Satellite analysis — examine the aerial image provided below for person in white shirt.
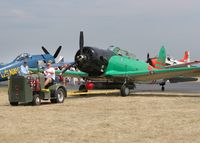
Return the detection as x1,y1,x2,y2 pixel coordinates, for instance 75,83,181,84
20,61,30,75
44,60,55,87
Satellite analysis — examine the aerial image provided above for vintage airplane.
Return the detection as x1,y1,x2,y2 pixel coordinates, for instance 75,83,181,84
147,47,200,68
0,46,62,82
54,31,200,96
166,51,190,66
85,47,200,91
146,47,200,90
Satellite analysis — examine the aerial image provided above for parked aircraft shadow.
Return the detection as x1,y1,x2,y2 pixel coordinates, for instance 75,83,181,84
132,93,200,98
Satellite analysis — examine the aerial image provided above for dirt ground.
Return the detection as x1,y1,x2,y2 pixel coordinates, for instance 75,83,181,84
1,86,200,143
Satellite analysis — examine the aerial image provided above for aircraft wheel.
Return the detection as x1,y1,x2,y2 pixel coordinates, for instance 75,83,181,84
10,102,18,106
32,94,41,106
161,86,165,91
79,84,88,92
120,85,130,97
55,88,65,103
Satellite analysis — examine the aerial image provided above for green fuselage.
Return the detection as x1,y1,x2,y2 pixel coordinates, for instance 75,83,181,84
105,55,150,73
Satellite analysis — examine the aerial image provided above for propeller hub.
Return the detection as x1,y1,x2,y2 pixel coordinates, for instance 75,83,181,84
76,55,87,62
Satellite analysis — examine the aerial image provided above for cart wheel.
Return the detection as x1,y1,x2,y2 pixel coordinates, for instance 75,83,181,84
10,102,18,106
120,85,130,97
32,94,41,106
55,88,65,103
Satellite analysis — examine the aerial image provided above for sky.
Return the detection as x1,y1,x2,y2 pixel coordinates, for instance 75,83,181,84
0,0,200,63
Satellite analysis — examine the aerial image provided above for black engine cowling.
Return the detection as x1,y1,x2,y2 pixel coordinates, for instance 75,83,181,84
75,46,114,76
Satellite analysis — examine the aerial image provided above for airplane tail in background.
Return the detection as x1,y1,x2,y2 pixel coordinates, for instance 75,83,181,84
147,46,166,69
179,51,190,62
154,46,166,69
158,46,166,64
56,56,64,63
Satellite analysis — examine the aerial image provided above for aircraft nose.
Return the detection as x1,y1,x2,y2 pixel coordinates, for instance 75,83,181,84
76,55,87,63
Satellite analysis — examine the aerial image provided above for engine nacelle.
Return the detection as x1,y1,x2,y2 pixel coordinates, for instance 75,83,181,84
75,47,114,76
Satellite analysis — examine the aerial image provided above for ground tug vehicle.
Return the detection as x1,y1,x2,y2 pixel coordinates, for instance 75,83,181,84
8,73,66,106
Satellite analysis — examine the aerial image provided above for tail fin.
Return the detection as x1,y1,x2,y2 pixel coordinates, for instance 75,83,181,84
150,46,166,69
179,51,190,62
156,46,166,68
56,56,64,63
158,46,166,63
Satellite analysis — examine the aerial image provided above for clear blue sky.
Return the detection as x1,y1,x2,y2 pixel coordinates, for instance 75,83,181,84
0,0,200,63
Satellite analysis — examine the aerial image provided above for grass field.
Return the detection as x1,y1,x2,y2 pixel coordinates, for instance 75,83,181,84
1,86,200,143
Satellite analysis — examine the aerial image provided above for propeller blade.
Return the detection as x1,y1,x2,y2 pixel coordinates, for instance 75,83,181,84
147,53,150,60
146,53,149,63
42,46,50,54
61,62,76,75
54,46,62,58
79,31,84,54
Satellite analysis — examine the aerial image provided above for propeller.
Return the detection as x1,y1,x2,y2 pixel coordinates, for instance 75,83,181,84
146,53,152,66
61,31,84,75
146,53,150,63
61,62,76,75
53,46,62,58
42,46,62,58
42,46,50,55
79,31,84,55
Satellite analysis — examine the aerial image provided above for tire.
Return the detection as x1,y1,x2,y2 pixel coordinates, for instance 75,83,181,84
32,94,41,106
120,85,130,97
10,102,18,106
55,88,65,103
79,84,88,96
50,99,57,103
79,84,88,92
161,86,165,92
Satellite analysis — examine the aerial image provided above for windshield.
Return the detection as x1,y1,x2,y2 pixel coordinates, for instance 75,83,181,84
13,53,30,62
108,45,136,59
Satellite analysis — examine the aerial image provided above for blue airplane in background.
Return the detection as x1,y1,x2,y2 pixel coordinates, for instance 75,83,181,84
0,46,62,82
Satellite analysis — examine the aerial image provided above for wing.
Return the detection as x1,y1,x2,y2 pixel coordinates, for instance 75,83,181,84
29,68,88,78
55,70,88,78
51,63,68,68
168,77,198,83
165,60,200,68
104,66,200,82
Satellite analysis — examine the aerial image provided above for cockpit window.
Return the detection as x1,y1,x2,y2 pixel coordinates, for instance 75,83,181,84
108,45,136,59
13,53,30,62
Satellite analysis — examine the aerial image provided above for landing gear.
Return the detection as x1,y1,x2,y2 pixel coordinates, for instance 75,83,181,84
160,82,166,92
79,84,88,96
120,84,130,97
161,86,165,91
79,84,88,92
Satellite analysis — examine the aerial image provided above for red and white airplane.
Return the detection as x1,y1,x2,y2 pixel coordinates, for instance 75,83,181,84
145,47,200,91
147,47,200,69
165,51,200,68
